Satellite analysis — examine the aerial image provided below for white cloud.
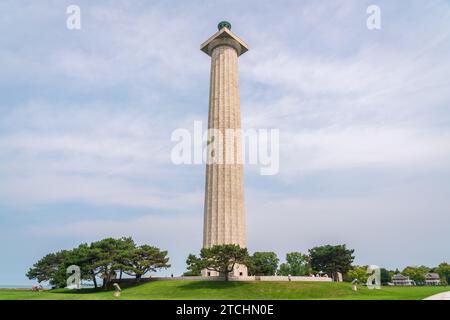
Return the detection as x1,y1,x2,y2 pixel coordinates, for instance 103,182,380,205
246,183,450,268
279,126,450,178
1,173,202,210
0,101,203,209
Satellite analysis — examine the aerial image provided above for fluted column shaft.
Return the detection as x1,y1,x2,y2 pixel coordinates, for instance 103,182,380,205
203,43,246,249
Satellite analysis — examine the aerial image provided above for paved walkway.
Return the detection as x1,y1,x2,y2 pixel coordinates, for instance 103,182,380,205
424,291,450,300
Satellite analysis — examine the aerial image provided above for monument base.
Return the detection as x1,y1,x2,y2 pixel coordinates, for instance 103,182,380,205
202,264,248,277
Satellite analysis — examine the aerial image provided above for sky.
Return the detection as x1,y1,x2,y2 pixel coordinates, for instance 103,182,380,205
1,0,450,285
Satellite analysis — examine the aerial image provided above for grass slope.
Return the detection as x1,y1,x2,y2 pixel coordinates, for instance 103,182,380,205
0,281,449,300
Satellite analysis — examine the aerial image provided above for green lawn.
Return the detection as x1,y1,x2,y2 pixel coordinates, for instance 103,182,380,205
0,281,448,300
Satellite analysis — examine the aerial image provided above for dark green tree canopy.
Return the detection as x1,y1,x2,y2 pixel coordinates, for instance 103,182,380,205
121,245,170,280
184,254,203,276
248,252,279,276
434,262,450,284
186,244,249,281
27,237,170,289
26,250,69,288
309,244,355,280
278,252,311,276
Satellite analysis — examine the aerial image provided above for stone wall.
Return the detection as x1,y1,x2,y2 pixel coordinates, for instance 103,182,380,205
256,276,332,282
113,276,333,284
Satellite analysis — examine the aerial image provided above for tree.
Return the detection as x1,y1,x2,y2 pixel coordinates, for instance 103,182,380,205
27,246,100,289
187,244,249,281
278,252,310,276
121,245,170,281
248,252,279,276
184,254,203,276
434,262,450,285
309,244,355,280
66,243,101,288
26,237,171,290
402,266,430,283
345,266,392,284
346,265,369,283
26,250,69,288
380,268,393,284
89,237,136,288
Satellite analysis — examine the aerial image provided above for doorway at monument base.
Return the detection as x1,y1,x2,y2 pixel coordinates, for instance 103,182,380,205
201,264,248,278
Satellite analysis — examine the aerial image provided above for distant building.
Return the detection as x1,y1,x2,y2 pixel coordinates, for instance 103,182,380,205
392,274,415,286
425,273,441,286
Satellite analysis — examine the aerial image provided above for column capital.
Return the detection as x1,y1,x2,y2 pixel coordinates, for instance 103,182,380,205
201,27,249,57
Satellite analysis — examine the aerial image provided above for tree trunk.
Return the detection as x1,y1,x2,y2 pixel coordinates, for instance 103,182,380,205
92,273,98,289
102,272,108,289
225,264,235,281
102,266,110,289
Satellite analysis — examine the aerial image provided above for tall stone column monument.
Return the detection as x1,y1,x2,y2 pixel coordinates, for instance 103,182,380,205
200,22,249,277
